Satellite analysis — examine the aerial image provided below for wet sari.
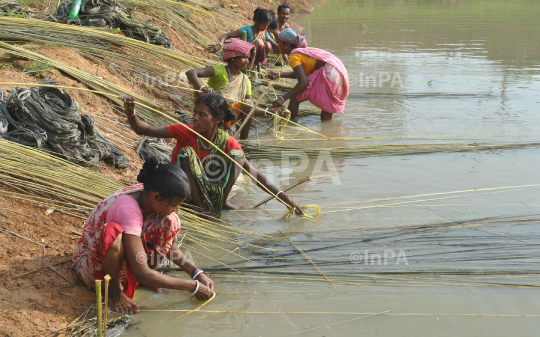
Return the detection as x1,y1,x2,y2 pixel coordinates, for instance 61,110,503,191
177,129,244,218
292,47,350,114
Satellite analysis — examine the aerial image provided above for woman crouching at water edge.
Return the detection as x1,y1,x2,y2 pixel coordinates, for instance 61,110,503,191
73,157,214,314
123,93,304,218
268,28,350,122
186,38,286,139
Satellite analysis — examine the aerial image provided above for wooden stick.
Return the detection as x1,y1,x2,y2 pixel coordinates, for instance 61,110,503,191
31,255,89,297
282,309,395,335
14,259,71,278
103,275,111,337
253,176,312,208
1,227,46,257
0,206,82,235
233,83,272,139
279,231,336,289
95,280,103,337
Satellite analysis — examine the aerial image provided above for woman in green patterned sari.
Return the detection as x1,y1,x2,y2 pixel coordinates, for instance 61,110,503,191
123,93,303,218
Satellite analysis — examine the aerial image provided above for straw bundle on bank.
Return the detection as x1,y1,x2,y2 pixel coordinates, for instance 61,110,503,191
0,16,208,67
0,138,279,261
0,40,178,126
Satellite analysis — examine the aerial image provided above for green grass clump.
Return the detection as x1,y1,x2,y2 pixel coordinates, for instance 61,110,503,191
1,9,28,17
23,61,51,77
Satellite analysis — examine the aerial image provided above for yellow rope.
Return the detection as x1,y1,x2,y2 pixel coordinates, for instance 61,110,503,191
139,308,540,317
175,292,216,320
322,185,540,214
273,108,290,140
322,183,540,208
204,278,540,289
279,230,336,289
282,204,321,220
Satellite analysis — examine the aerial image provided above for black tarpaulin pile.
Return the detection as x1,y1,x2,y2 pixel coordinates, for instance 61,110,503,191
0,78,129,168
46,0,173,49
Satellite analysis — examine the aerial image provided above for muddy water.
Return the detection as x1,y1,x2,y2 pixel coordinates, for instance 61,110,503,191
123,1,540,336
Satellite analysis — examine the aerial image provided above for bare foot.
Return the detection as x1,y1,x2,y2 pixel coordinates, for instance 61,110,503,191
109,290,140,314
223,201,242,210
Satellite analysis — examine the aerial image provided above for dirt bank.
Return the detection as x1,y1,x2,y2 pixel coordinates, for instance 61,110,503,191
0,0,313,335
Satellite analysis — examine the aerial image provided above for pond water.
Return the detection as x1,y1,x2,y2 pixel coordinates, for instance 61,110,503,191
122,1,540,336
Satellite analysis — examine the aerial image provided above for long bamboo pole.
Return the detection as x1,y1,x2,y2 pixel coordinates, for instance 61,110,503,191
95,280,103,337
103,275,110,337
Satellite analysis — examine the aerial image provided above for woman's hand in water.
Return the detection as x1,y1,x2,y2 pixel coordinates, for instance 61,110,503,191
207,43,223,53
193,281,214,301
280,194,304,216
272,107,290,118
272,97,285,109
267,71,280,80
197,273,214,292
121,95,135,117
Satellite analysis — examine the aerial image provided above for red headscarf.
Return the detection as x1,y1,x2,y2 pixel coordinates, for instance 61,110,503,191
223,38,254,60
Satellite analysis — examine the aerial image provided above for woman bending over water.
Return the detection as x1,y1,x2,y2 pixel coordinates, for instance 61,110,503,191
123,93,304,218
268,28,350,122
187,38,287,139
73,157,214,314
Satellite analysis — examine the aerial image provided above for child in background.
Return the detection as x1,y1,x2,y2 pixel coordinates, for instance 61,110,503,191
208,7,278,69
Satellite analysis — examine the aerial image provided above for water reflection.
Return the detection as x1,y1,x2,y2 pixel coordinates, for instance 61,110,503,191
294,0,540,142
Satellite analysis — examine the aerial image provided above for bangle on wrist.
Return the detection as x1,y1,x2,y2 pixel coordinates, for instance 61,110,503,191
191,267,200,278
126,109,135,118
199,85,206,92
190,280,200,295
276,190,284,197
192,269,204,280
277,72,281,79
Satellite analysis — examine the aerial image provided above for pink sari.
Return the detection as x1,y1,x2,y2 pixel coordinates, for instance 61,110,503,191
72,184,181,299
292,48,349,114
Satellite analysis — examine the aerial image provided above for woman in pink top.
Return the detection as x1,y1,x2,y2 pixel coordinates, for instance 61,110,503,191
73,157,214,314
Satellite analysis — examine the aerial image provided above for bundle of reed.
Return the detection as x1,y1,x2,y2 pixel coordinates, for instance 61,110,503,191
0,17,209,67
142,0,216,49
0,138,280,261
242,141,540,161
0,40,177,126
0,15,221,119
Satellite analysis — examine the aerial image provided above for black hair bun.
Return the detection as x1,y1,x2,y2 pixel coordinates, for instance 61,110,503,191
224,108,237,123
137,156,160,183
253,7,272,23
